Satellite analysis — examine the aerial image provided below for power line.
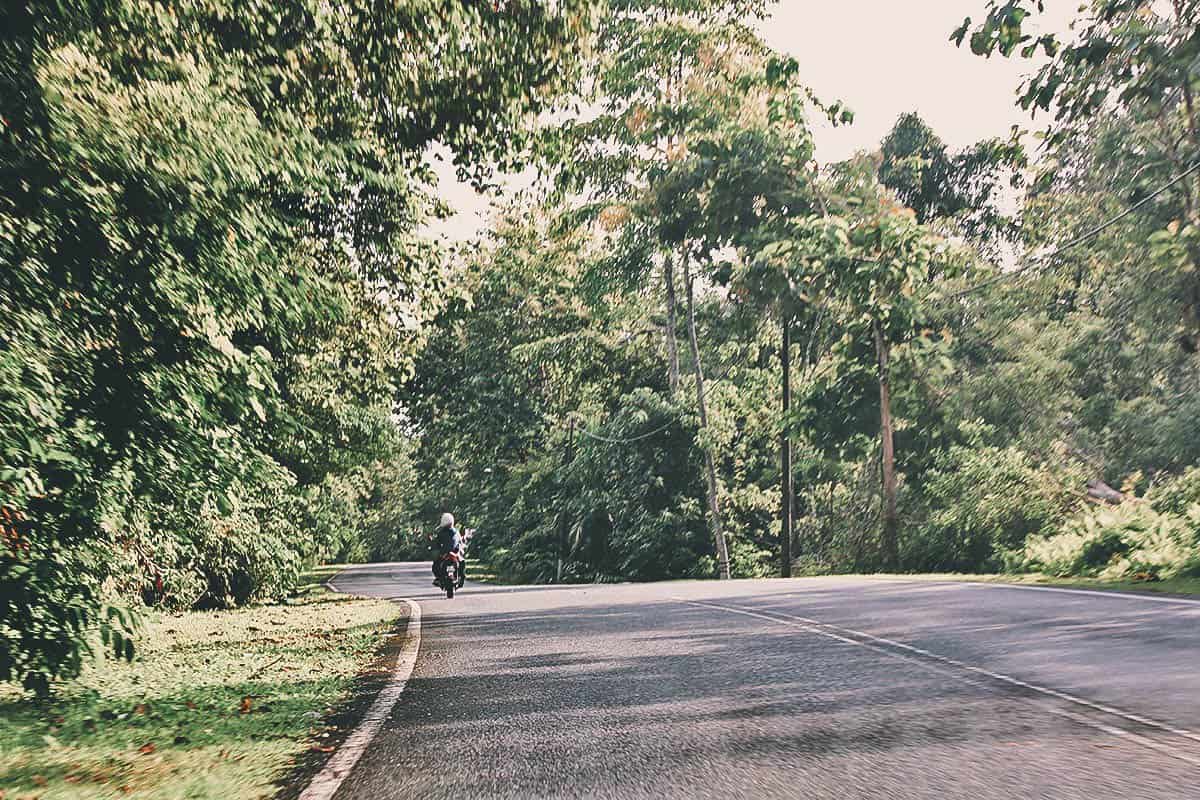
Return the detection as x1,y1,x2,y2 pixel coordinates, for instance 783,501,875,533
949,160,1200,299
542,411,677,445
573,418,677,444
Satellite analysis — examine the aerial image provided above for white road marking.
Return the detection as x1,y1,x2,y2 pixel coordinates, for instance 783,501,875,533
959,581,1200,607
299,597,422,800
1039,705,1200,768
681,598,1200,766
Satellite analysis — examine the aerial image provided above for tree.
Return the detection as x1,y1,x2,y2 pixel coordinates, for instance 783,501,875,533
955,0,1200,346
0,0,596,692
549,0,792,578
878,112,1024,251
751,161,959,570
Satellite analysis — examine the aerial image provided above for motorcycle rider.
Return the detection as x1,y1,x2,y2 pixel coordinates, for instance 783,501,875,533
432,512,463,587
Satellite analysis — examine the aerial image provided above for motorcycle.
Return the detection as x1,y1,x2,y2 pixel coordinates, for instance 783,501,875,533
437,551,462,599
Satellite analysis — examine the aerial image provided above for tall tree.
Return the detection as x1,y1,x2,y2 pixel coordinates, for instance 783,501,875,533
550,0,777,577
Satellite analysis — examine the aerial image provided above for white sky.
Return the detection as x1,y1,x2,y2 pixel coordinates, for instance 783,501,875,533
762,0,1077,162
428,0,1079,240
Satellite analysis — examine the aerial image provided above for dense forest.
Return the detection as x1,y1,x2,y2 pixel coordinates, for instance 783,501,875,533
4,0,1200,693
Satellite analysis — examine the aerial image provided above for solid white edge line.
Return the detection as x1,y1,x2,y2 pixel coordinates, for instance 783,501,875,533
680,598,1200,765
298,598,422,800
960,581,1200,607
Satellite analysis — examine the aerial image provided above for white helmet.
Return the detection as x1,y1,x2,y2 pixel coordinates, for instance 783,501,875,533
440,512,455,528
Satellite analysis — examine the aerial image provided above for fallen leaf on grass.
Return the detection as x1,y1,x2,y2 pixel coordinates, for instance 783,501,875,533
134,704,148,715
239,696,254,714
139,743,156,755
186,701,197,710
33,775,47,786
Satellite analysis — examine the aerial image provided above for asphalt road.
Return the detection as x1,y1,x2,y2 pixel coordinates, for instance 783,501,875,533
330,564,1200,799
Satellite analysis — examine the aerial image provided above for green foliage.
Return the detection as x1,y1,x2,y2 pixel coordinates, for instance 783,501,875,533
1149,468,1200,518
1022,503,1200,580
907,435,1084,572
0,588,397,798
392,208,731,582
1,0,596,692
878,112,1024,251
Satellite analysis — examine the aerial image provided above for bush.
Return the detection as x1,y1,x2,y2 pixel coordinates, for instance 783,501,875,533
794,454,882,573
1022,503,1200,580
905,441,1083,572
1148,467,1200,517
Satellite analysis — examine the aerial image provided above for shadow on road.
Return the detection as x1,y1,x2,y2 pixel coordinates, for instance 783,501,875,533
339,589,1140,799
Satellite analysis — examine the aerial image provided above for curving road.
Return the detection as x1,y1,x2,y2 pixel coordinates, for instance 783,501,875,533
328,564,1200,799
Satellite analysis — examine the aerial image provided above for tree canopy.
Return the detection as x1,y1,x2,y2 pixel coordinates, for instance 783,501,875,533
5,0,1200,694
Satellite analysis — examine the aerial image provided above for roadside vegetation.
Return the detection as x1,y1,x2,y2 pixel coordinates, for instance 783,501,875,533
0,582,398,799
393,0,1200,592
3,0,1200,699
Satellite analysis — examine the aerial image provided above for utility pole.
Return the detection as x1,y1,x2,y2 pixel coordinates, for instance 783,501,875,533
780,314,793,578
556,418,576,583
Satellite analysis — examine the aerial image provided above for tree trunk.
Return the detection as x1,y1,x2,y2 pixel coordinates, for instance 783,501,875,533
683,251,730,580
1086,479,1125,505
780,314,793,578
663,253,681,396
556,419,576,583
873,320,899,571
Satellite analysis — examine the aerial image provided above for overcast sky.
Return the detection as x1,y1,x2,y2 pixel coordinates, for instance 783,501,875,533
428,0,1079,240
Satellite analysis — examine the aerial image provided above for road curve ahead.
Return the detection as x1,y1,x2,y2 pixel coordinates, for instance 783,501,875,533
329,564,1200,799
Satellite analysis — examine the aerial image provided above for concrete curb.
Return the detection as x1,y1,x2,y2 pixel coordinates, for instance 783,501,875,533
298,595,422,800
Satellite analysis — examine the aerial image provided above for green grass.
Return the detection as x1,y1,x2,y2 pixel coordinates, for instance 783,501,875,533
0,573,399,799
294,564,343,594
463,559,502,584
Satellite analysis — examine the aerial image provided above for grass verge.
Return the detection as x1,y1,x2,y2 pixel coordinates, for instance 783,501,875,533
461,559,501,585
0,572,399,800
